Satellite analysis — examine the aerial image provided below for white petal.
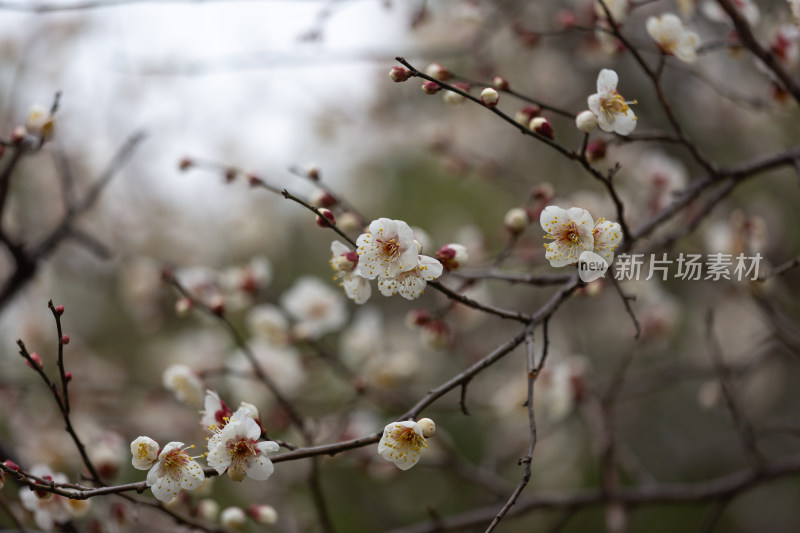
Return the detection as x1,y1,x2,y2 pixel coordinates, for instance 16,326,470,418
343,274,372,304
613,108,637,135
417,255,443,280
179,460,205,491
539,205,569,233
245,455,275,481
331,240,349,256
596,69,618,94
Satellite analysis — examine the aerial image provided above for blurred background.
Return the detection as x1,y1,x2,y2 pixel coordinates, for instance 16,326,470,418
1,0,800,531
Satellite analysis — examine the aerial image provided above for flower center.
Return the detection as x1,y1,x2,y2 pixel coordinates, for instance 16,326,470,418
378,238,400,260
601,92,631,116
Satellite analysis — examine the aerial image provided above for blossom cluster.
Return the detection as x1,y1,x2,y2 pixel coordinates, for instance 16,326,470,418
540,206,622,268
330,218,448,303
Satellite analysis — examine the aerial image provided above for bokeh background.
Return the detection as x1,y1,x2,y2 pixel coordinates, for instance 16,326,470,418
1,0,800,531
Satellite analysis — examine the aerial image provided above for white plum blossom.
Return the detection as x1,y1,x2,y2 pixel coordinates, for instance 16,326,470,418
145,441,205,502
207,407,280,482
18,465,73,530
377,255,443,300
281,276,347,340
330,240,372,304
200,390,232,431
377,420,430,470
162,364,204,407
646,14,700,63
588,69,637,135
356,218,419,279
540,206,595,267
592,219,623,264
246,304,290,346
130,436,160,470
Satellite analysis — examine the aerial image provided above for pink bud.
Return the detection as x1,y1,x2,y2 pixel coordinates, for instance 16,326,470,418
27,352,43,368
209,295,225,316
557,9,576,29
243,172,262,187
65,371,73,382
307,165,320,181
4,460,21,472
389,66,411,83
55,305,65,316
421,81,441,95
315,208,335,227
586,140,607,162
492,76,509,91
60,335,70,345
311,190,338,208
405,309,431,329
529,117,554,140
10,126,26,144
178,157,193,171
480,87,499,107
514,106,541,127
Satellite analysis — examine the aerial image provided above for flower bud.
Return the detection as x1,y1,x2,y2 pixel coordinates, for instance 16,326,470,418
4,460,21,472
315,208,336,227
424,62,450,81
220,506,247,531
480,87,499,107
178,157,193,171
65,371,73,382
529,117,554,139
514,105,541,127
306,165,320,181
492,76,509,91
60,335,70,345
504,207,529,233
418,418,436,438
238,401,260,421
209,295,226,316
310,189,338,208
405,309,431,329
224,168,237,183
557,9,577,28
196,499,220,522
575,110,598,133
249,504,278,525
11,126,26,144
389,66,411,82
55,304,65,315
443,82,469,105
338,211,361,233
435,243,469,271
175,297,193,316
420,320,452,350
586,140,607,162
27,352,43,368
421,81,441,95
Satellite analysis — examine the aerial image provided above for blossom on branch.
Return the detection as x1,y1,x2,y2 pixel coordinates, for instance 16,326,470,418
330,240,372,304
357,218,419,279
18,465,74,530
207,407,280,482
145,441,204,502
646,13,700,63
587,69,637,135
540,206,595,267
377,419,434,470
592,218,623,264
130,436,160,470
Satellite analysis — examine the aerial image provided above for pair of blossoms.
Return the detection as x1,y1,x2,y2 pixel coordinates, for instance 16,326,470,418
330,218,467,304
577,13,699,136
540,206,622,270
